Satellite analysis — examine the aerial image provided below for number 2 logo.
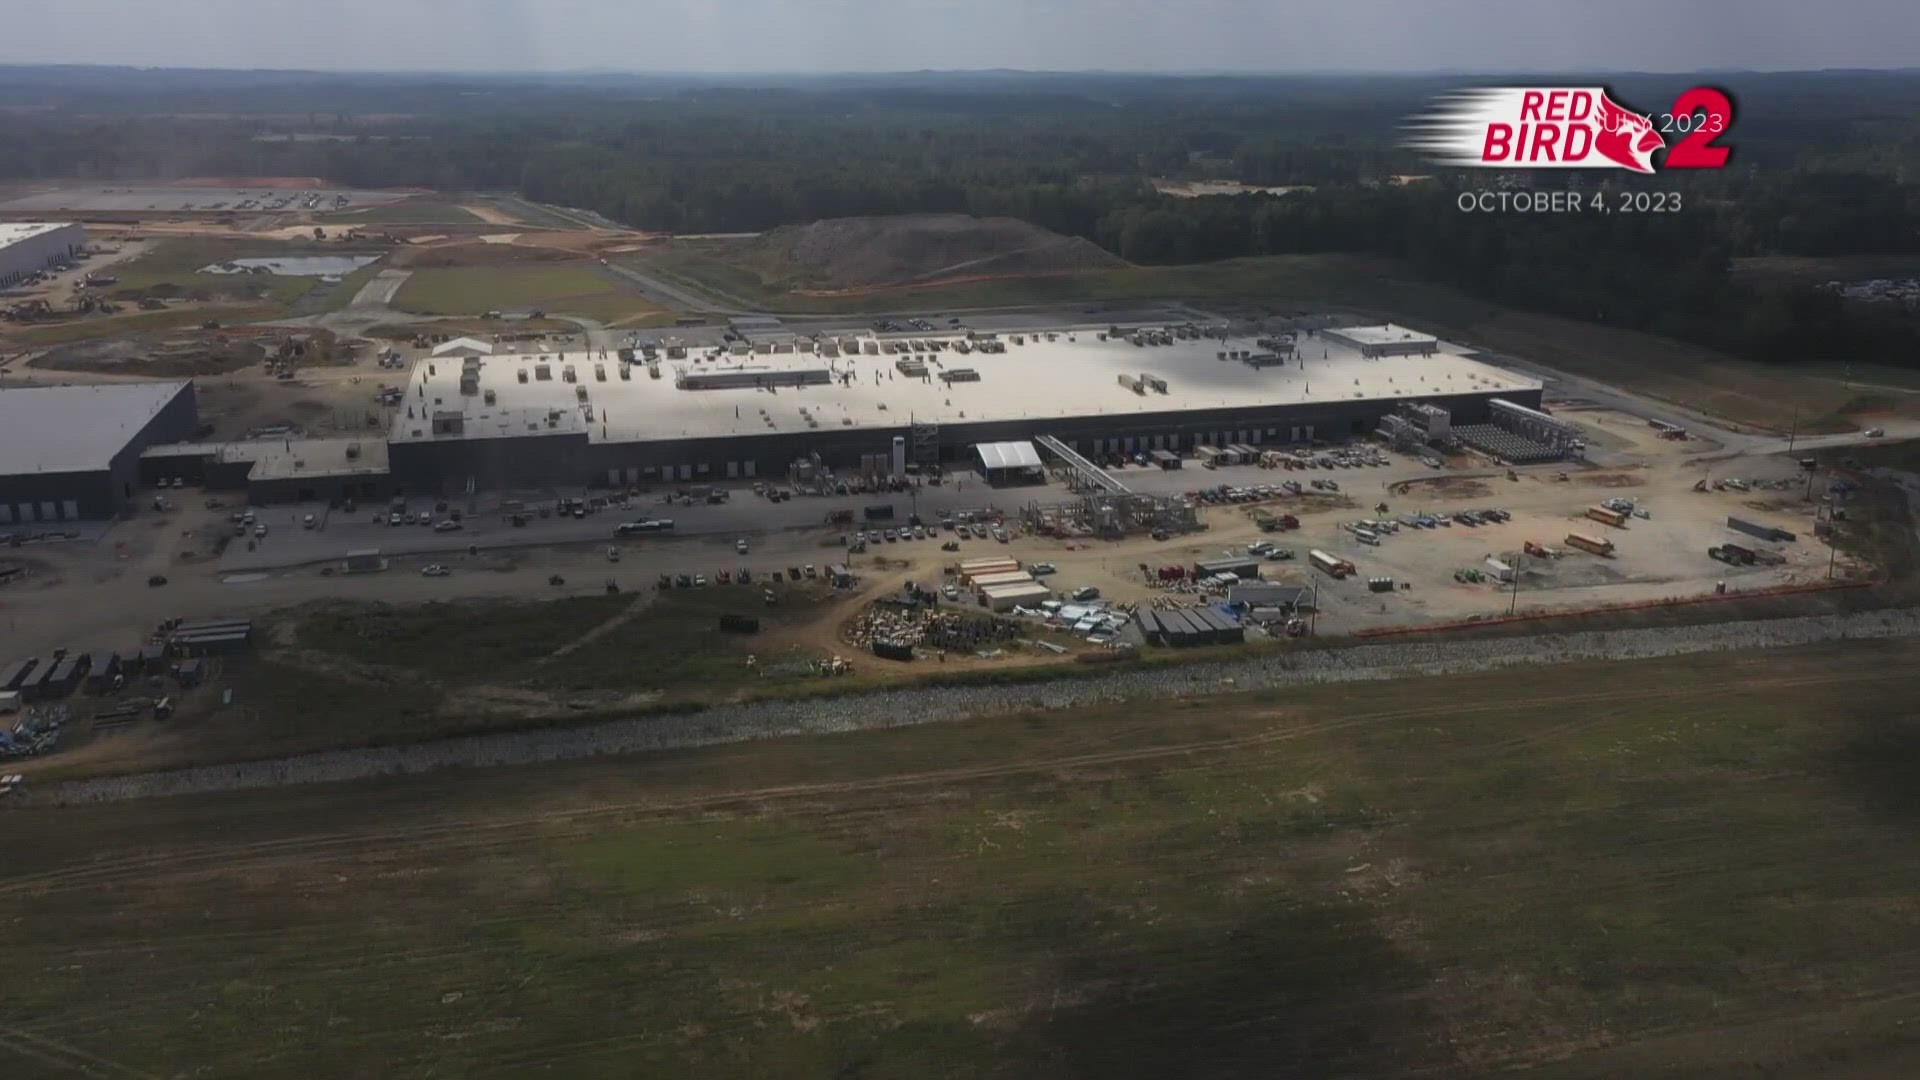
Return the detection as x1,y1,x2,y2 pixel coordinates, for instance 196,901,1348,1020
1663,86,1735,169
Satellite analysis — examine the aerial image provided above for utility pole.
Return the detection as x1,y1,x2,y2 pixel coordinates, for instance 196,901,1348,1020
1309,580,1319,636
1508,551,1523,616
1828,533,1840,580
1787,404,1799,454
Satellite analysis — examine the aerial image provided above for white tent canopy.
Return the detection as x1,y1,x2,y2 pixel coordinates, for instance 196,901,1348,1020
973,440,1042,471
431,336,494,357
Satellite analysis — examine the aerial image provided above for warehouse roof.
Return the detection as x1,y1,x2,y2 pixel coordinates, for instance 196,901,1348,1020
1325,323,1439,347
0,222,79,247
973,440,1042,471
392,328,1536,447
0,381,189,474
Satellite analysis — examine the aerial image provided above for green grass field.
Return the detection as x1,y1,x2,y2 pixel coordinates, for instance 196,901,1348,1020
628,242,1917,434
6,640,1920,1077
392,265,662,321
319,200,482,226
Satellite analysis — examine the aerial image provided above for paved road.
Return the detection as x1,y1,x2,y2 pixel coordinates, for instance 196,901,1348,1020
29,606,1920,804
599,259,749,315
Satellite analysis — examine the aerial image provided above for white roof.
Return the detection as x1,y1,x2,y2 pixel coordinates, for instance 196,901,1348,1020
0,382,189,474
0,222,79,248
974,440,1042,470
1326,323,1438,347
392,329,1536,446
980,581,1052,598
431,336,494,357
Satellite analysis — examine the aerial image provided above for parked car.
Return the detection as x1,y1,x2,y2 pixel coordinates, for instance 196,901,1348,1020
421,564,450,577
1070,586,1101,601
147,574,168,587
736,538,749,554
434,520,463,532
1029,562,1057,575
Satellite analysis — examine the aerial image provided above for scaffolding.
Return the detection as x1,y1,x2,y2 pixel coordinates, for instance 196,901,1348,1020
910,417,940,472
1021,492,1199,540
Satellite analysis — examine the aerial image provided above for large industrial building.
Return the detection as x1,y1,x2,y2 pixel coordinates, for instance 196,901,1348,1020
0,222,86,288
0,381,199,522
380,325,1541,492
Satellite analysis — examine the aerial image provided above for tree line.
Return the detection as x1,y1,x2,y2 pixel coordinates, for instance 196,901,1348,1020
1,69,1915,368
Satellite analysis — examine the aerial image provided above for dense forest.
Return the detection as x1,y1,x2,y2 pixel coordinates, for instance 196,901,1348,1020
2,67,1917,366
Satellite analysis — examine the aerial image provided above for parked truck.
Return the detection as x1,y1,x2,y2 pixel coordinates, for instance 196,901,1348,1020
1309,549,1355,579
1586,505,1630,528
1565,532,1615,557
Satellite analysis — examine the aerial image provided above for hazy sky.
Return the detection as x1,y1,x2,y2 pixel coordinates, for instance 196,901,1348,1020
6,0,1916,74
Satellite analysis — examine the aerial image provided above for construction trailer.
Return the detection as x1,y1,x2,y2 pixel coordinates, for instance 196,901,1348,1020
979,581,1053,612
1192,556,1262,580
968,570,1037,591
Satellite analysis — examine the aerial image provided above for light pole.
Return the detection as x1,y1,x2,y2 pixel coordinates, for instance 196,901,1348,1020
1508,551,1523,616
1787,404,1799,454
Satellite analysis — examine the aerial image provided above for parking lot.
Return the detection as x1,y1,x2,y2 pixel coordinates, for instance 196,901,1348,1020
0,402,1853,667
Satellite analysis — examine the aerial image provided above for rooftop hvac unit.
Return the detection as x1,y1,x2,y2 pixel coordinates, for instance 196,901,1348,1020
1142,374,1168,393
562,365,577,383
940,368,981,384
534,364,551,380
594,365,606,381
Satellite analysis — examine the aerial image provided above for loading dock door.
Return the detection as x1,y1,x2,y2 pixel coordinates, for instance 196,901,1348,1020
62,500,78,520
0,504,9,523
39,502,56,521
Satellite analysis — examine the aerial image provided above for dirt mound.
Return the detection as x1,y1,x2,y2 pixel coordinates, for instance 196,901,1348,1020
757,213,1124,289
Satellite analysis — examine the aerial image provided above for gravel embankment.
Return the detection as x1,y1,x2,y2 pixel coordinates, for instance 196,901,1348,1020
29,607,1920,805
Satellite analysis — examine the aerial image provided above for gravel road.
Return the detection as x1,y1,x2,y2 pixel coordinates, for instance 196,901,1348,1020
23,605,1920,806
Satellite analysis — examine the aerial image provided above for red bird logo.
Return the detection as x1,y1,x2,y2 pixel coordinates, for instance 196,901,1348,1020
1592,92,1664,173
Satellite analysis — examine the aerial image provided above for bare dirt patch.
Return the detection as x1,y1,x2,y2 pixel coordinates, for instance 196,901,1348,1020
1391,476,1494,499
1576,470,1649,488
